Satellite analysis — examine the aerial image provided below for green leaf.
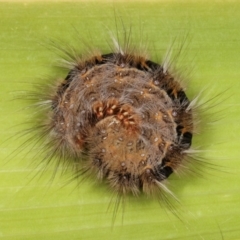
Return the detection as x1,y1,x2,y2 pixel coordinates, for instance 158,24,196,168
0,1,240,239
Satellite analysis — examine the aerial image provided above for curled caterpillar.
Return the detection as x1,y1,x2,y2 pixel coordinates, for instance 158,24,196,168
35,37,194,199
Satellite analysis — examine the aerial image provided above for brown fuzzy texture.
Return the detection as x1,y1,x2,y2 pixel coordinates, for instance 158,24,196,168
46,52,193,196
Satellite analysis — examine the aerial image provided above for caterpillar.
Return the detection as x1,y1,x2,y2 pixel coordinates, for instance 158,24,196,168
50,51,193,193
9,14,217,222
1,2,235,239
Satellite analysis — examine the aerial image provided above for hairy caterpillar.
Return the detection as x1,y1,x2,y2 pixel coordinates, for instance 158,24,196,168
1,2,238,239
6,11,219,223
48,51,192,190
